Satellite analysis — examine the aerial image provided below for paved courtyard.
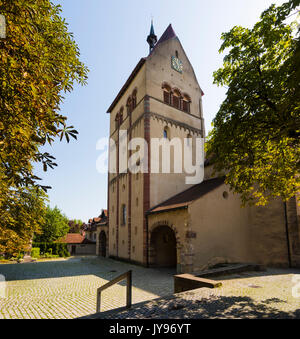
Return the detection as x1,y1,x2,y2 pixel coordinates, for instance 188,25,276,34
1,257,300,319
0,256,174,319
88,268,300,319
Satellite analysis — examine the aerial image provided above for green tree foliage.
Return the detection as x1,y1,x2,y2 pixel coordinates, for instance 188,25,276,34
0,1,88,254
207,0,300,206
35,206,69,243
31,247,40,259
0,184,47,257
32,242,70,257
68,219,84,234
0,0,88,189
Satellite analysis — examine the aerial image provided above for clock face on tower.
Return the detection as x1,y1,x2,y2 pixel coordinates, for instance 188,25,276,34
171,56,183,73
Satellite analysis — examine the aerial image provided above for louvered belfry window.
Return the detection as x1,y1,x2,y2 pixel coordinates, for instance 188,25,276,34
172,90,181,110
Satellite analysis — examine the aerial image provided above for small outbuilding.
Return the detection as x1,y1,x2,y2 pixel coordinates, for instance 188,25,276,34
61,233,96,255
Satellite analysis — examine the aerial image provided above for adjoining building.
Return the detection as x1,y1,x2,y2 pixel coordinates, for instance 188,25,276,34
61,233,96,256
95,210,109,257
84,210,109,257
105,23,300,273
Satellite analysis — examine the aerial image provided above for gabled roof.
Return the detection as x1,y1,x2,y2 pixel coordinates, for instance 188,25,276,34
100,209,108,218
147,177,225,215
106,25,177,114
153,24,177,50
60,233,95,244
106,23,203,113
85,209,108,232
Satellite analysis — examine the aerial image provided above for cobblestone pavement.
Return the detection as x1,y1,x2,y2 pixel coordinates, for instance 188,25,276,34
88,268,300,319
0,256,174,319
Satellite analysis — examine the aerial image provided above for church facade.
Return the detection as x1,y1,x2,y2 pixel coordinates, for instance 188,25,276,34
105,23,300,273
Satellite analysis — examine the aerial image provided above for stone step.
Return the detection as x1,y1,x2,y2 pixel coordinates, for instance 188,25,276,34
174,274,222,293
195,263,265,278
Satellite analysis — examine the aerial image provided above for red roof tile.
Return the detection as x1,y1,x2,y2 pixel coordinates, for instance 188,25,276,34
60,233,95,244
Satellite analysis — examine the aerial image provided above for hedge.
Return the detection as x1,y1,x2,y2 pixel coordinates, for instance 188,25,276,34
31,248,40,259
32,242,70,257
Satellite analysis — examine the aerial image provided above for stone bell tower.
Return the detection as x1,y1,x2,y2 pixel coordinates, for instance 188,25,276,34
106,22,205,268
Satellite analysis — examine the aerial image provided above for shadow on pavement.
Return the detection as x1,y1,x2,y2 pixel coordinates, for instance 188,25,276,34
88,294,300,319
0,256,175,298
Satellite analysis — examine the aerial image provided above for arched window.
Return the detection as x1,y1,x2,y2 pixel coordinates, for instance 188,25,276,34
132,89,137,110
115,107,124,129
187,133,192,147
119,107,124,125
115,113,119,130
172,89,181,110
162,83,192,113
126,96,132,115
163,127,169,140
182,94,191,113
162,83,171,105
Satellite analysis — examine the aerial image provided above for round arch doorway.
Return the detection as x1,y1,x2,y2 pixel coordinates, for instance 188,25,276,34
150,226,177,268
99,231,107,257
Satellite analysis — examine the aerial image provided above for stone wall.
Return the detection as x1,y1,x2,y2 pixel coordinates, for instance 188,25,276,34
67,244,96,255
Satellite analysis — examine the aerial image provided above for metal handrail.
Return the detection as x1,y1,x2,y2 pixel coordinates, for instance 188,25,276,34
96,270,132,313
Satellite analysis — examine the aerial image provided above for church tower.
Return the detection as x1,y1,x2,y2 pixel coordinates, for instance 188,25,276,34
106,23,205,267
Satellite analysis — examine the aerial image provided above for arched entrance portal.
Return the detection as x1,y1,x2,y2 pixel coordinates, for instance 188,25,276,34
150,226,177,268
99,231,107,257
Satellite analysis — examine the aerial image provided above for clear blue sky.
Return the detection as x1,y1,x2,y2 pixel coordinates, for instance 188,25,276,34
35,0,286,222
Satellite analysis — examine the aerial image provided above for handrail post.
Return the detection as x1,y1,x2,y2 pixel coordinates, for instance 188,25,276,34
96,290,101,313
96,270,132,313
126,270,132,308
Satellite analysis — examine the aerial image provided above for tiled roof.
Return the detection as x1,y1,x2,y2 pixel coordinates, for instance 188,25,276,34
85,209,108,232
60,233,95,244
106,23,203,113
106,25,177,114
153,24,177,50
147,177,225,214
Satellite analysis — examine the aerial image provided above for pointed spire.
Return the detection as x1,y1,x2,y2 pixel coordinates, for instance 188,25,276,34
156,24,177,46
150,19,155,36
147,19,157,53
148,24,177,56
